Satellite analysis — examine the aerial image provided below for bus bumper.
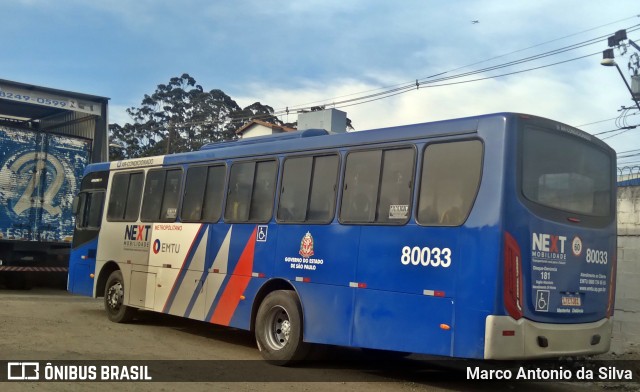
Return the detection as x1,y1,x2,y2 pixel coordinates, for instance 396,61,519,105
484,315,612,359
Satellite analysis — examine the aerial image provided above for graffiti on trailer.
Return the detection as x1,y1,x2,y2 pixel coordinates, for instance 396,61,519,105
0,127,91,242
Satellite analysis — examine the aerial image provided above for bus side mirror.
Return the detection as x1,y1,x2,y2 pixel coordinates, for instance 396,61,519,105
72,195,80,215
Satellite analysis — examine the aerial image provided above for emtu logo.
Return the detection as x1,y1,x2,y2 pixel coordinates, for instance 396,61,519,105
532,233,567,253
151,239,180,254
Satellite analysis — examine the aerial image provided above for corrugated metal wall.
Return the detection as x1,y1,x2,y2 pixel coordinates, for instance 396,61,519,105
39,111,96,140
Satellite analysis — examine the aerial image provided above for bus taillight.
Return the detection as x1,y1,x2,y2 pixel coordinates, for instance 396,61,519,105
607,252,617,318
504,232,523,320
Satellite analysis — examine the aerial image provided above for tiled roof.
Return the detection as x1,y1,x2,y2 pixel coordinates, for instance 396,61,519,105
235,119,296,134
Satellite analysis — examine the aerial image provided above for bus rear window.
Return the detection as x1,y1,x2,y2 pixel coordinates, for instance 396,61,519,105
521,126,611,217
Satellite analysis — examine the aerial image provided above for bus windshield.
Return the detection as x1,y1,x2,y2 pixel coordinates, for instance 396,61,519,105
521,125,612,217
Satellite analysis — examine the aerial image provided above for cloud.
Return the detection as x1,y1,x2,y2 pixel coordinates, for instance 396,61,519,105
235,61,613,130
101,0,639,156
109,104,134,126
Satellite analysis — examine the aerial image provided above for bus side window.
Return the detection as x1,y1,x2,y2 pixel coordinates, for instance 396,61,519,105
107,172,144,222
141,170,166,221
340,150,382,223
161,169,182,221
225,162,255,222
183,164,226,222
278,154,339,223
202,165,226,222
248,161,277,222
140,169,182,222
417,140,483,226
106,174,128,220
307,155,339,222
340,148,413,224
85,192,105,228
124,173,144,221
278,156,313,222
376,148,415,224
181,166,208,222
75,193,88,228
225,160,277,223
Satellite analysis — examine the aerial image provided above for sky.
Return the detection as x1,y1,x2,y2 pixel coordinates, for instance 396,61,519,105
3,0,640,168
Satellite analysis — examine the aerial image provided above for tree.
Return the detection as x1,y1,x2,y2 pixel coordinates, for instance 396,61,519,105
229,102,283,126
109,74,280,160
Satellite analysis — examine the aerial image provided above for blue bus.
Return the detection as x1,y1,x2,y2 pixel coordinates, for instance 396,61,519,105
68,113,617,362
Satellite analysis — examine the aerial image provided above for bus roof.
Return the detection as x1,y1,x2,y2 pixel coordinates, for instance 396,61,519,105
89,112,609,174
200,128,330,150
160,112,488,167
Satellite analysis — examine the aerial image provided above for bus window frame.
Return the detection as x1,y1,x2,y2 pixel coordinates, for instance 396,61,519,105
140,166,184,223
516,120,616,228
180,162,228,223
106,170,145,223
75,190,106,230
415,138,484,228
275,152,341,225
223,158,279,224
338,144,417,226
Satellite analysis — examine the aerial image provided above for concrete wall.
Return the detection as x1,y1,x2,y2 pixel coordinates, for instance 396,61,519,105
297,109,347,133
611,185,640,354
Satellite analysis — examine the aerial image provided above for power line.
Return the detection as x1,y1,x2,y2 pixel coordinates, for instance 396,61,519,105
275,29,639,115
618,152,640,159
412,17,640,81
335,52,602,110
196,24,640,125
576,111,640,127
597,124,638,139
116,19,640,136
273,15,640,112
617,148,640,154
416,30,638,86
260,29,640,123
619,153,640,159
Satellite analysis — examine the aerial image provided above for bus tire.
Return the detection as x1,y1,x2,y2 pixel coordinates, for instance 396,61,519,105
255,290,309,365
104,270,137,323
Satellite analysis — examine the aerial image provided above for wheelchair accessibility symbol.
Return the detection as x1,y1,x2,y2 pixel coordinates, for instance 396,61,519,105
257,225,268,242
535,290,550,312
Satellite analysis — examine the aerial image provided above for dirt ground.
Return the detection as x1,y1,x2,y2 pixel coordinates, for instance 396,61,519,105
0,287,636,391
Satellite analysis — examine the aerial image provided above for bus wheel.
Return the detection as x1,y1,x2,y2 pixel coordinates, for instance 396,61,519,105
104,270,137,323
255,290,309,365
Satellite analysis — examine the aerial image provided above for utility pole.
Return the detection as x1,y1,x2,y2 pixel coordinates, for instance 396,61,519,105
601,29,640,112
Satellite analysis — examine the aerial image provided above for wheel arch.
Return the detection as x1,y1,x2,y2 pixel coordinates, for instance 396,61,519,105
250,278,301,333
95,261,120,298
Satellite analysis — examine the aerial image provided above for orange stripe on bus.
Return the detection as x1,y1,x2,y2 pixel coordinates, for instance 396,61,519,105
210,227,257,325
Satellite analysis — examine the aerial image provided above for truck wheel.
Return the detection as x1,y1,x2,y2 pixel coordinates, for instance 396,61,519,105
255,290,309,365
104,270,137,323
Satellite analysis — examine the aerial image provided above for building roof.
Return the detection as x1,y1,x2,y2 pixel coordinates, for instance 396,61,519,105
0,78,109,122
235,119,296,135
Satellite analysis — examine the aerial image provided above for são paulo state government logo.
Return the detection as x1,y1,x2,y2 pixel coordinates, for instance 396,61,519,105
299,231,314,258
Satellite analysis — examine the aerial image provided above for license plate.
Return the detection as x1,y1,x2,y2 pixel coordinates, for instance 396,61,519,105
561,296,581,306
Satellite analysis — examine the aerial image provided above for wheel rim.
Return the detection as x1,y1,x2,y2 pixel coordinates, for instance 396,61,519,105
106,281,124,312
263,305,291,350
